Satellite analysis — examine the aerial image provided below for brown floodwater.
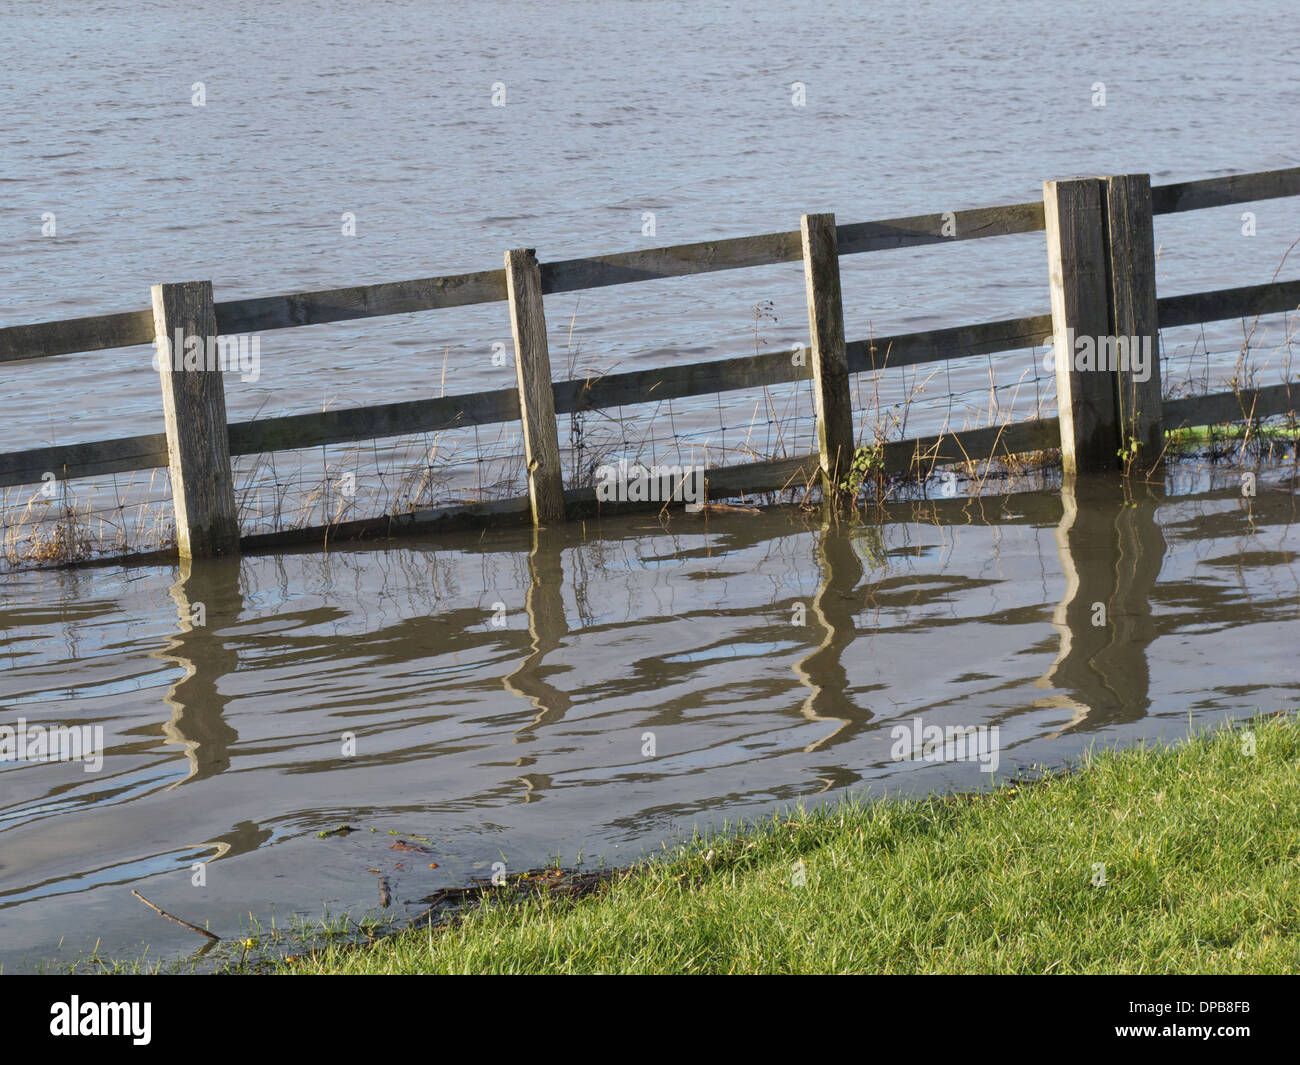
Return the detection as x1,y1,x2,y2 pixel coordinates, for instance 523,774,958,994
1,465,1297,971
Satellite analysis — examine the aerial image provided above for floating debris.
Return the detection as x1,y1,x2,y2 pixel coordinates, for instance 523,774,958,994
390,839,434,853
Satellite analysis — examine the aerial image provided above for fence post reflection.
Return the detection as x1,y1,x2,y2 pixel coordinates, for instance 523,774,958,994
156,557,242,785
506,528,572,799
794,518,870,754
1036,475,1166,731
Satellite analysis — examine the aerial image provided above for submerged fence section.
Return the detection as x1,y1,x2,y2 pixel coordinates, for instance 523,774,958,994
2,167,1299,561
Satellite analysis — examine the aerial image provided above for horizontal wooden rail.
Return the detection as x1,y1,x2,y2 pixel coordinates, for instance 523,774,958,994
1156,278,1300,329
227,388,519,456
1151,167,1300,215
693,419,1063,498
846,314,1053,374
558,313,1054,415
555,348,804,414
836,201,1045,255
540,230,802,294
10,373,1284,496
0,432,168,490
540,201,1047,296
0,202,1048,363
5,166,1297,366
880,418,1062,472
0,310,154,364
5,290,1269,493
1163,383,1296,428
214,270,509,335
240,417,1062,550
0,390,522,488
0,287,1288,493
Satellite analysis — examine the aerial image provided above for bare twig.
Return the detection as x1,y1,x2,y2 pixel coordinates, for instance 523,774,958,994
131,889,220,941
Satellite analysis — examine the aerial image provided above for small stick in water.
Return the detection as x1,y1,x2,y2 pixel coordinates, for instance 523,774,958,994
131,889,221,941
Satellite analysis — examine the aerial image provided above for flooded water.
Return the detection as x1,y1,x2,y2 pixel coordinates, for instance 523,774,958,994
2,470,1298,970
3,0,1299,458
2,1,1300,971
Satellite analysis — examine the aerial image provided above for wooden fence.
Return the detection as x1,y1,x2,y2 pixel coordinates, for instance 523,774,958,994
2,167,1298,559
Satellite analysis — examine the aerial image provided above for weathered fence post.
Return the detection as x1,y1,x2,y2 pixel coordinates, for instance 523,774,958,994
1104,173,1164,469
800,213,855,491
152,280,240,559
505,248,565,525
1043,179,1120,474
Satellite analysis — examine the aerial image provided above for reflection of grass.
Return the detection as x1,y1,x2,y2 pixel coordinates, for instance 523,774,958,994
1167,423,1300,445
261,713,1299,975
1163,417,1300,465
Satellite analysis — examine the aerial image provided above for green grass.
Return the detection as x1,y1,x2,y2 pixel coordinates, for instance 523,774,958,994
1165,422,1300,448
272,713,1300,975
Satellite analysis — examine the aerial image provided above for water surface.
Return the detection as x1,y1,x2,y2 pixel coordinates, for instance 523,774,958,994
2,473,1297,970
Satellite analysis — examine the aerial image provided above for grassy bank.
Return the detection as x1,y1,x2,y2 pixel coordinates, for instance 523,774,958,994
276,714,1299,975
